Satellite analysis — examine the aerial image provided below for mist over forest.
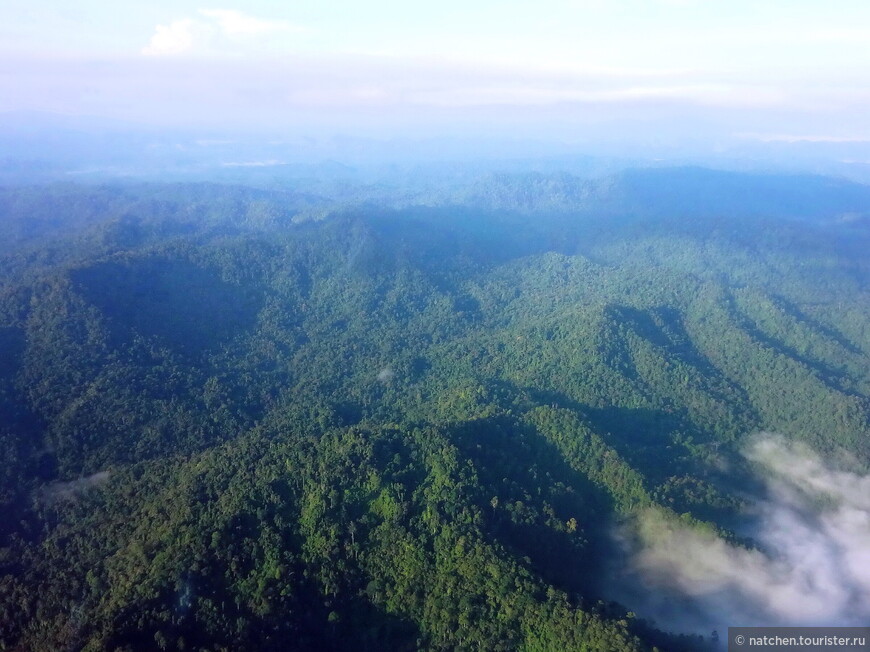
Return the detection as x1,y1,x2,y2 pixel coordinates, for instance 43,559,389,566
0,150,868,651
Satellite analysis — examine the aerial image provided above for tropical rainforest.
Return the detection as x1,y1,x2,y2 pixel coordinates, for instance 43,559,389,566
0,167,868,651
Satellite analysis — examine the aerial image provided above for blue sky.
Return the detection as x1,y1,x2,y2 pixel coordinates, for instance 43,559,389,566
3,1,870,149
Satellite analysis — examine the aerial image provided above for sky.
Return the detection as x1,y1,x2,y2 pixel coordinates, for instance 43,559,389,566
2,1,870,154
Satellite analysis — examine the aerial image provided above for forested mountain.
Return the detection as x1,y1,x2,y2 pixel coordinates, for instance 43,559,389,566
0,168,868,651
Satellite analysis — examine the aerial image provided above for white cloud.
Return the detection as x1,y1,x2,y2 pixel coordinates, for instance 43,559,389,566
141,19,197,57
198,9,301,37
609,434,870,635
141,9,306,57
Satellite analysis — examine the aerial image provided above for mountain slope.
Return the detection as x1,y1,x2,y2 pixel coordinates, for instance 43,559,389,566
0,170,868,650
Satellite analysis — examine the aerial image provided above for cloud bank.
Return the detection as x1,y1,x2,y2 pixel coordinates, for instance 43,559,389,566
609,434,870,637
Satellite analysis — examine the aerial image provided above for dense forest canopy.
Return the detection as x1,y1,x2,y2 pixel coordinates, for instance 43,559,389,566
0,166,868,651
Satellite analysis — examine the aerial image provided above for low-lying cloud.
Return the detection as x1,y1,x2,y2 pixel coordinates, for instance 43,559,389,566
608,433,870,637
377,367,395,383
40,471,111,504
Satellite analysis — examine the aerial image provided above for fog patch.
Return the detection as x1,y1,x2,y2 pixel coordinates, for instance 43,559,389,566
608,434,870,637
40,471,111,504
377,367,395,383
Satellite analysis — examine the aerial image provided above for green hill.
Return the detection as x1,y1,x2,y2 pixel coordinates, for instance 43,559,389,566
0,169,868,650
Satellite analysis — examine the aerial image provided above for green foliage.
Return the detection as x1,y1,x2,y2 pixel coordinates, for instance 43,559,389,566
0,173,867,650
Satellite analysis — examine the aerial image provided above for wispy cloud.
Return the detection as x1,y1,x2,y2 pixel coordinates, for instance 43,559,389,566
732,27,870,45
737,133,870,144
141,9,307,57
220,159,284,167
197,9,302,37
406,82,783,109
